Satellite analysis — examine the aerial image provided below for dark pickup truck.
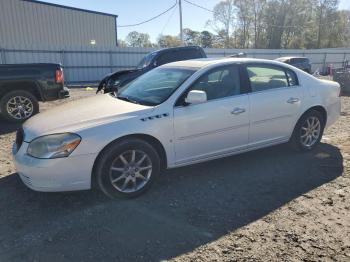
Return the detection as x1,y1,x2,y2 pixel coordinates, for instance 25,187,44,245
0,63,69,122
97,46,207,93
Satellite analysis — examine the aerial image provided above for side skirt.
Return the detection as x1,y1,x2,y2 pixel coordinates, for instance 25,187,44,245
167,138,289,169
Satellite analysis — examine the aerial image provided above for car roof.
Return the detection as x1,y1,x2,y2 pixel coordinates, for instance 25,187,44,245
150,45,203,56
162,57,291,69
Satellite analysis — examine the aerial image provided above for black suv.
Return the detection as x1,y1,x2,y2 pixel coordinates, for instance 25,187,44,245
275,57,312,73
98,46,207,93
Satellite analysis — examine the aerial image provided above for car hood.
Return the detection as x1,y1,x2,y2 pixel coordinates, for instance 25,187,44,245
97,68,141,93
23,94,153,141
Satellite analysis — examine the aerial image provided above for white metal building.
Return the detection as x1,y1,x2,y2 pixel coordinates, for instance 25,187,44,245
0,0,118,49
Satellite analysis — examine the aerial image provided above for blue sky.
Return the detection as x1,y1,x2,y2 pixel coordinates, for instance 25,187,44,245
43,0,350,42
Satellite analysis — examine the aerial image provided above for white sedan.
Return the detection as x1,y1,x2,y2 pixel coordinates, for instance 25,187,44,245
13,58,341,198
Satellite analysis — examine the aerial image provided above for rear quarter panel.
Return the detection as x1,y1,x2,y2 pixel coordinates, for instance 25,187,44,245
297,71,341,128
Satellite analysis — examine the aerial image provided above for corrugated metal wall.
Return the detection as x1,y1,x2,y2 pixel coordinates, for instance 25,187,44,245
0,0,117,49
1,46,349,84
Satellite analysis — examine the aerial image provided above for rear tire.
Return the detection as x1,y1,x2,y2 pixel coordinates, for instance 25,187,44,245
289,110,325,151
0,90,39,122
95,138,160,199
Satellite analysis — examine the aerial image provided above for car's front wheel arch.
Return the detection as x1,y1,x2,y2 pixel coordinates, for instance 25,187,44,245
91,134,167,190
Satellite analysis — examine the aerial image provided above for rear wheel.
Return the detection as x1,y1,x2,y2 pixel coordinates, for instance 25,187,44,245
95,138,160,199
290,110,325,151
0,90,39,122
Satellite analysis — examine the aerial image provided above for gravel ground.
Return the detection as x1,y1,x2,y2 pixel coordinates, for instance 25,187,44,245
0,89,349,262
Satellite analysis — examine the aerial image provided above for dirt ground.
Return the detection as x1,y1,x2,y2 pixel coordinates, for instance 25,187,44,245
0,89,349,262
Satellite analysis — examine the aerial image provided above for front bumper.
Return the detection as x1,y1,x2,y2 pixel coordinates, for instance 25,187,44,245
12,142,96,192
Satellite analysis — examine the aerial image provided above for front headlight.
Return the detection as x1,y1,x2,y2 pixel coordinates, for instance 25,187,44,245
27,133,81,159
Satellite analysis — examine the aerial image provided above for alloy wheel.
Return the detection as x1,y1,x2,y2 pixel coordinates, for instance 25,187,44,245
300,116,321,148
109,150,153,193
6,96,34,120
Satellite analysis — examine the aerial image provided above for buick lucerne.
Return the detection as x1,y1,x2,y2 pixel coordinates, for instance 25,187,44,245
13,58,341,198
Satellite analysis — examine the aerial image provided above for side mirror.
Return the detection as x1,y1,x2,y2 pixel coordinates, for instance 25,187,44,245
185,90,207,105
153,61,158,67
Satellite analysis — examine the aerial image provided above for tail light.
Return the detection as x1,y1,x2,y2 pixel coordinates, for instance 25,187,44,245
55,68,64,84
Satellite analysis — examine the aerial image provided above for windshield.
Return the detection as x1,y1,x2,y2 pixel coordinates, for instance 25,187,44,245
117,67,196,106
136,52,157,69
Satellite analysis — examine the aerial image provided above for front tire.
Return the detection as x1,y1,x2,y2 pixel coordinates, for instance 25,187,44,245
0,90,39,122
290,110,325,151
95,138,160,199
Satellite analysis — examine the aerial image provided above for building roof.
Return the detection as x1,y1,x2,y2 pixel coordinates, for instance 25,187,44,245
22,0,118,17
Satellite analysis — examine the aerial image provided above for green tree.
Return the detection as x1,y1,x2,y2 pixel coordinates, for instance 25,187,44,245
234,0,254,48
183,28,200,46
200,31,214,48
125,31,153,47
251,0,267,48
315,0,339,48
117,39,127,47
207,0,238,48
157,35,182,48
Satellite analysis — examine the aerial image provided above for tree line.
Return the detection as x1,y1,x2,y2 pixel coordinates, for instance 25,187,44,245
118,0,350,49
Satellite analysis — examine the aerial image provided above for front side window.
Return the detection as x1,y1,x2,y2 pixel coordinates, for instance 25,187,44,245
136,52,157,69
247,65,289,92
185,65,241,102
117,67,196,106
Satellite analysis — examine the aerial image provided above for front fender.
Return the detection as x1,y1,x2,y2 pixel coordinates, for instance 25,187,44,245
72,109,175,168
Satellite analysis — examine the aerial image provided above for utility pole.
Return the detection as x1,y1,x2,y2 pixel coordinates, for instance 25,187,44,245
179,0,183,45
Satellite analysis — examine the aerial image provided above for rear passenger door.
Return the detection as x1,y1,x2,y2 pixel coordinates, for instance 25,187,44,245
245,64,303,147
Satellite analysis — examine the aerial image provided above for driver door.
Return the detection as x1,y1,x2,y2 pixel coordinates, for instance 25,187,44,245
173,65,250,165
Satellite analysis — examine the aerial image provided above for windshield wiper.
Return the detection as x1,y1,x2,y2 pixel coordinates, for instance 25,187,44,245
117,95,140,104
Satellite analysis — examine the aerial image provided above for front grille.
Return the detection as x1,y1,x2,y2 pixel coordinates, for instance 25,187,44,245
15,128,24,152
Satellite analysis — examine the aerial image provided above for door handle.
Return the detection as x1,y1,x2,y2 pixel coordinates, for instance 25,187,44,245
231,107,246,115
287,97,300,104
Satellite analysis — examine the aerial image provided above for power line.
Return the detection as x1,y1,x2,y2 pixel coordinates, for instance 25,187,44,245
117,1,178,28
161,4,178,35
183,0,213,13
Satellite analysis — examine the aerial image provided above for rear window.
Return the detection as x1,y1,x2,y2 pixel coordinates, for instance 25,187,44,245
291,58,309,64
157,49,202,66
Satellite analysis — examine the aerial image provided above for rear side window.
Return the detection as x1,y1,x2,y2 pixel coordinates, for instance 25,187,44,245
286,69,299,86
157,49,202,66
157,52,178,66
247,65,288,92
178,49,202,59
